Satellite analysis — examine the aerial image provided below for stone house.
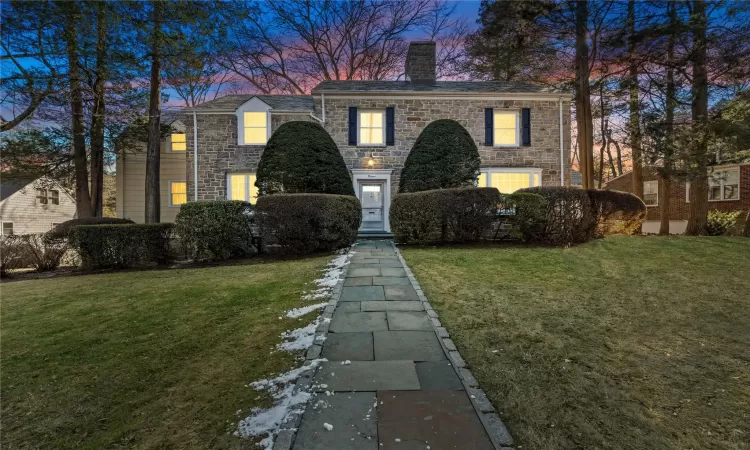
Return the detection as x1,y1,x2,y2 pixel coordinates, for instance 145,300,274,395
117,41,573,233
605,163,750,234
0,177,76,235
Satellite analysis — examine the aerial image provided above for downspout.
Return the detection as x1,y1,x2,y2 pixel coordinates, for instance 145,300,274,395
322,93,326,125
559,97,565,186
193,111,199,201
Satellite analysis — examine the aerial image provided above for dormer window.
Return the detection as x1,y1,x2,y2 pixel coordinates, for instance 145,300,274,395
243,112,268,145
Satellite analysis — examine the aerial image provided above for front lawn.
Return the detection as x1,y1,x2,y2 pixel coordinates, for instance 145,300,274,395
1,257,329,449
401,237,750,450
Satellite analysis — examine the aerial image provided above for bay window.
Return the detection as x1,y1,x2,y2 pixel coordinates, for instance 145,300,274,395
477,168,542,193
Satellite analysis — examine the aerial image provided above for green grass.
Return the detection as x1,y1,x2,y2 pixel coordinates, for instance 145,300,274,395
401,237,750,450
1,257,330,449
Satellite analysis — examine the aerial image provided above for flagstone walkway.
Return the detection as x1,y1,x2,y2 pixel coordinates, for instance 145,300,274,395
277,240,514,450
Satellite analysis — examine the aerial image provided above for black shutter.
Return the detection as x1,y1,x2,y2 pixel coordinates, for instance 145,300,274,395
386,107,395,146
521,108,531,146
484,108,493,145
348,107,357,145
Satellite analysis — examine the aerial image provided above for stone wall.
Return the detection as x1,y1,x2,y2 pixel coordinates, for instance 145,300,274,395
183,98,571,200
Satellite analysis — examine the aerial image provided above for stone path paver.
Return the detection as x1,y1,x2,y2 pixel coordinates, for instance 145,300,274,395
278,240,513,450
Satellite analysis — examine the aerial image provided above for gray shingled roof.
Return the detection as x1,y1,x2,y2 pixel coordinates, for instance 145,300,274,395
311,80,563,94
189,95,314,112
0,179,32,202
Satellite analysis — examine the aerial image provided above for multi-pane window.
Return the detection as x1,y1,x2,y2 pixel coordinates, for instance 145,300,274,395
227,173,259,204
709,168,739,201
243,112,268,145
493,111,519,146
49,190,59,205
359,111,385,145
643,180,658,206
36,188,47,204
477,169,541,193
171,133,186,151
170,181,187,206
2,222,13,235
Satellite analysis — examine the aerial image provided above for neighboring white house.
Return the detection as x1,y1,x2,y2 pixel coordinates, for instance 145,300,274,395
0,177,76,235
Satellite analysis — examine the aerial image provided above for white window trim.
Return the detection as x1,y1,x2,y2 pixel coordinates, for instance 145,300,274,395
225,172,257,204
493,110,521,148
357,109,386,147
478,167,543,191
708,167,741,202
643,180,659,207
168,180,187,207
235,97,272,146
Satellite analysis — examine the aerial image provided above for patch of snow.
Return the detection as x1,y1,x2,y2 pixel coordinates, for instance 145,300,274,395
285,302,327,318
277,320,319,352
323,422,334,431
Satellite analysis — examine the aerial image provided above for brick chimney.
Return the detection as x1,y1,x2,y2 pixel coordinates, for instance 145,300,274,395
405,41,436,84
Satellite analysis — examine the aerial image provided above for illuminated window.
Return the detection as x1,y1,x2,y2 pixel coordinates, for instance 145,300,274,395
477,169,541,193
493,111,519,146
643,180,658,206
243,112,268,145
227,173,258,204
359,111,384,145
171,133,186,151
709,168,739,201
170,181,187,206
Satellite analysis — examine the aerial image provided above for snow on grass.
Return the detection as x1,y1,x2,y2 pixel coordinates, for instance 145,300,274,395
237,249,353,449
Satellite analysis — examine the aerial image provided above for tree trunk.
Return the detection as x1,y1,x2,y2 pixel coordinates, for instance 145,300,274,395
660,1,678,236
685,0,709,236
145,0,162,223
612,134,624,176
628,0,643,199
598,87,607,189
575,0,595,189
743,211,750,237
62,2,92,218
89,1,107,217
658,176,671,235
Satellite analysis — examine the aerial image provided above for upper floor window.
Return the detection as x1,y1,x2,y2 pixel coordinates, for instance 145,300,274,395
477,168,541,193
36,188,47,204
493,111,519,147
170,181,187,206
709,168,739,201
359,110,385,145
35,188,60,205
243,112,268,145
171,133,186,151
643,180,658,206
227,173,258,204
49,190,59,205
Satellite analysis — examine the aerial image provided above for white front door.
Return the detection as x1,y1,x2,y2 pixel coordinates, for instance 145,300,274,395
359,182,385,231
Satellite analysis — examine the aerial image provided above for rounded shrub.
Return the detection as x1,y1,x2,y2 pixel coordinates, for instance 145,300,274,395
589,190,646,236
390,187,501,244
705,210,741,236
255,194,361,254
256,121,355,196
47,217,134,242
399,119,481,193
516,186,596,246
175,200,254,261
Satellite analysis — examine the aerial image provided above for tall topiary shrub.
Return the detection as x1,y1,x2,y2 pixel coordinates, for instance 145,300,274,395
399,119,481,193
256,121,355,196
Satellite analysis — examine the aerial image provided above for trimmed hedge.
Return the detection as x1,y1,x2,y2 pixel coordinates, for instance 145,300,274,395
516,187,596,246
175,200,255,261
390,187,501,244
47,217,134,242
588,189,646,236
504,192,548,242
71,223,173,269
255,194,361,254
256,121,355,196
399,120,481,193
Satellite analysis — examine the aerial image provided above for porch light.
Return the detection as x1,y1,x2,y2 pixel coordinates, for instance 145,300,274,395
368,158,375,167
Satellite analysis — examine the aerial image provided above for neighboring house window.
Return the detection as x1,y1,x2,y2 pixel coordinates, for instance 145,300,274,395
51,222,61,229
358,110,385,145
709,168,740,201
49,190,59,205
171,133,186,151
493,111,519,147
2,222,13,235
243,112,268,145
477,168,541,193
643,180,658,206
227,173,259,204
37,188,48,204
170,181,187,206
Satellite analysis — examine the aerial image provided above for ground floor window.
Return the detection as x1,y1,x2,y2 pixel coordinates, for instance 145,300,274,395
643,180,658,206
227,173,258,204
2,222,13,235
170,181,187,206
477,168,542,193
709,168,740,201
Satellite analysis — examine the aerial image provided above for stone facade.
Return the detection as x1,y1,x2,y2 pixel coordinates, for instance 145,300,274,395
183,97,571,201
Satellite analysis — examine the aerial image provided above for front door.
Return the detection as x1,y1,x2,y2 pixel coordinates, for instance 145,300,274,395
359,182,385,231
